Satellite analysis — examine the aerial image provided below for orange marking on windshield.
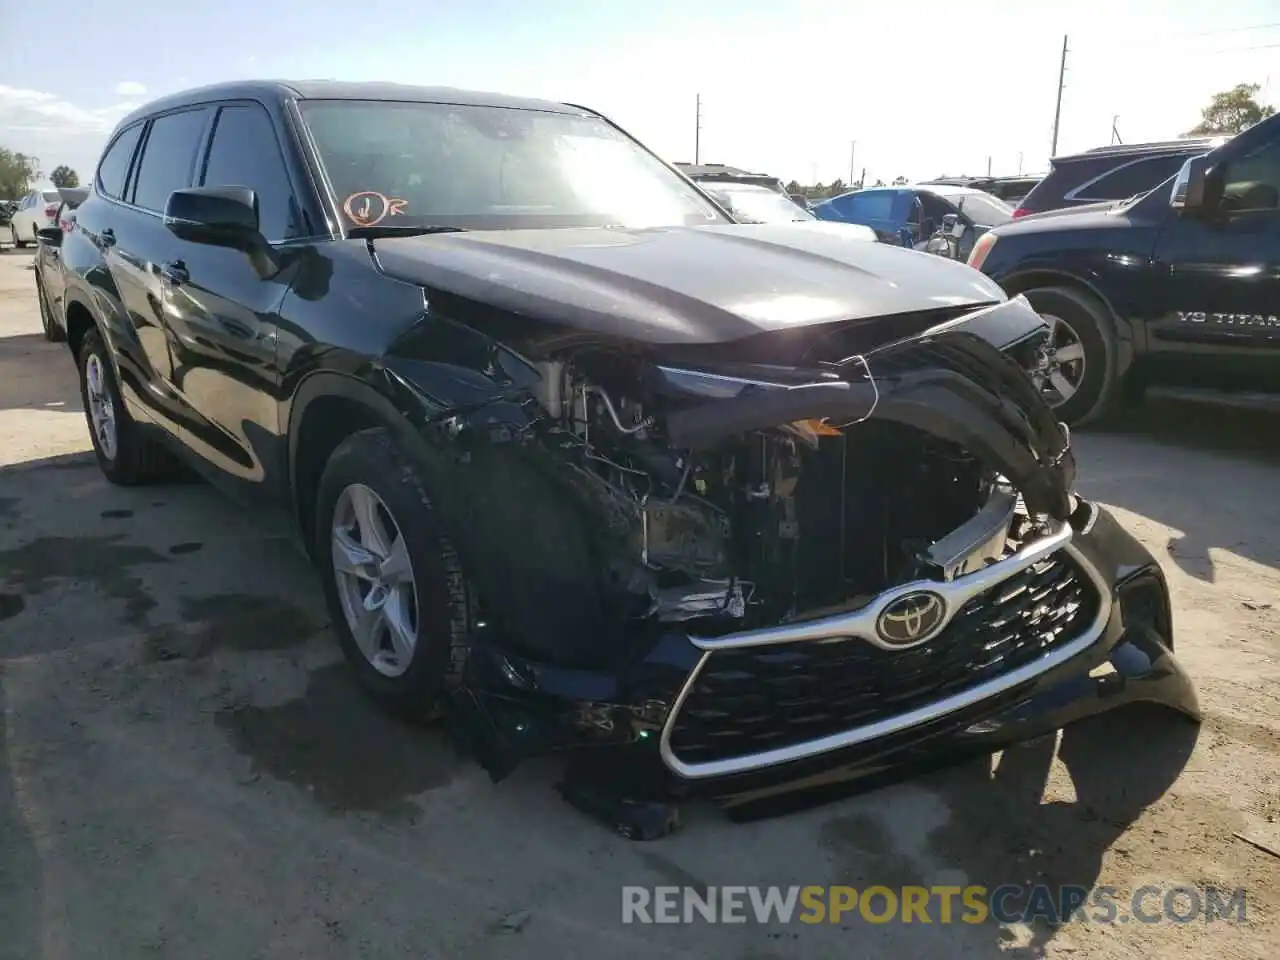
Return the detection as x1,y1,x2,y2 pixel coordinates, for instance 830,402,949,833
342,191,408,227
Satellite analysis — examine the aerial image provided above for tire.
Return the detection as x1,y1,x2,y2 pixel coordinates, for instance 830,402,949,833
77,327,172,484
13,225,29,249
315,427,474,720
35,273,64,342
1022,285,1118,426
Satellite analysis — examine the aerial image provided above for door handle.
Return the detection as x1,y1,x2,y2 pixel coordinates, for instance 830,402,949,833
100,227,116,248
161,260,189,285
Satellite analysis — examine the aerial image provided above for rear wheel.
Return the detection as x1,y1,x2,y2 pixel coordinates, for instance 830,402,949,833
1021,286,1118,426
77,328,173,484
315,428,474,719
11,225,28,249
36,273,63,342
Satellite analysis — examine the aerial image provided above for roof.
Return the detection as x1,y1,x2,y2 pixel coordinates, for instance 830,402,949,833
117,80,585,130
673,162,779,181
1055,137,1227,162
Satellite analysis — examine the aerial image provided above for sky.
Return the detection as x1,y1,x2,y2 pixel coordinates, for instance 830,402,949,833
2,0,1278,191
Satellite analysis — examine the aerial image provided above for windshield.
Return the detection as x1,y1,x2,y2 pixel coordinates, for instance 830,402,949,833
708,185,815,223
299,100,728,231
41,191,59,204
936,191,1012,227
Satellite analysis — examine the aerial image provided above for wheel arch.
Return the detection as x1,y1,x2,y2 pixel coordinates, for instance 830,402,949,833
287,370,429,559
998,268,1136,375
62,293,101,360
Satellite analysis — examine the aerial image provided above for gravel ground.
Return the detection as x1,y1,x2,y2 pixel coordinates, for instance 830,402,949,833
1,245,1277,960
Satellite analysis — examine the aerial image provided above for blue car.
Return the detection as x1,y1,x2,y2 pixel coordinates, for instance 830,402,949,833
813,185,1013,259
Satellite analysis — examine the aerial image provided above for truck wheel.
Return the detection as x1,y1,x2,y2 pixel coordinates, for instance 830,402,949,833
77,328,174,484
315,428,473,720
1022,286,1118,426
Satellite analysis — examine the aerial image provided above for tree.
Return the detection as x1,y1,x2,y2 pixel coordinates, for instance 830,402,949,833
892,175,909,185
827,178,845,196
0,148,40,198
785,179,802,195
1187,83,1276,136
50,165,80,188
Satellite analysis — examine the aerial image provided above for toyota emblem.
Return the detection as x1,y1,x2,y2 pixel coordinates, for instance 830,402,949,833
876,591,947,646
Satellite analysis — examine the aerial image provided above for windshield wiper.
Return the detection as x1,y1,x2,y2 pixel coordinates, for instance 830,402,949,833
347,224,468,239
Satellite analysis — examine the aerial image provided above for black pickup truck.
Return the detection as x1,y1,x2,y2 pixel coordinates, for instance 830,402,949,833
969,112,1280,425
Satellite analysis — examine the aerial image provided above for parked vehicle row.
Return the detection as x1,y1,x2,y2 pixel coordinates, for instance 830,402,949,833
810,183,1013,259
7,188,63,247
30,79,1195,837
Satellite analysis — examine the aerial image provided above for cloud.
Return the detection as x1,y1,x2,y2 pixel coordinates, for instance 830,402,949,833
0,86,139,185
113,81,147,97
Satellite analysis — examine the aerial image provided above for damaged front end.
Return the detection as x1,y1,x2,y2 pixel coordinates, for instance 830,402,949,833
387,294,1187,834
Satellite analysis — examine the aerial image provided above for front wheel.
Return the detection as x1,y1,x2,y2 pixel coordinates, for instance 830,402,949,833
1021,286,1119,426
315,428,474,719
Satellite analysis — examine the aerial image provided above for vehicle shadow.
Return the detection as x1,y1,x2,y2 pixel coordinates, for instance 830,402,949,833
1075,398,1280,581
923,705,1200,953
0,332,81,416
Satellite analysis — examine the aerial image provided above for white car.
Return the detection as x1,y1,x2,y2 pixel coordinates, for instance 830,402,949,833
7,189,62,248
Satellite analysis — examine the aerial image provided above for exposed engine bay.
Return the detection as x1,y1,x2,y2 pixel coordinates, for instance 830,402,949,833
491,348,1049,658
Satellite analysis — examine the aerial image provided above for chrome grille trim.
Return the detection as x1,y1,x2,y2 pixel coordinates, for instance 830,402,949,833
658,530,1110,780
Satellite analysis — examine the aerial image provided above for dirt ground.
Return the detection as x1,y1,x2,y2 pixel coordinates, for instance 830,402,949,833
0,245,1277,960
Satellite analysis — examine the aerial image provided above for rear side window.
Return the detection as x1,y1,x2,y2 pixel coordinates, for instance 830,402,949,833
199,104,298,242
833,191,896,220
131,108,209,212
96,124,143,199
1072,155,1188,202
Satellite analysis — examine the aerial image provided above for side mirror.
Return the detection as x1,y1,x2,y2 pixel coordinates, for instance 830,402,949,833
164,186,260,248
37,226,63,246
1170,155,1211,214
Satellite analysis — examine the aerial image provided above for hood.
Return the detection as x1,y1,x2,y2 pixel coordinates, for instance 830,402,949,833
996,202,1139,238
371,224,1005,345
1014,199,1119,222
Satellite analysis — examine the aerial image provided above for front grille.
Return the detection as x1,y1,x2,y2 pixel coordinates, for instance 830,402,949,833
667,552,1098,767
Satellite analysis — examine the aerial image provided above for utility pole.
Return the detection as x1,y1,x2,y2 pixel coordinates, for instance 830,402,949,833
860,166,866,189
848,141,857,185
694,94,702,165
1110,114,1122,145
1018,151,1024,174
1050,34,1068,158
987,156,992,177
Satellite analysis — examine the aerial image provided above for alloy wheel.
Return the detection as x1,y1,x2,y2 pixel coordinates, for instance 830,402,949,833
331,483,419,678
84,353,118,460
1037,313,1087,406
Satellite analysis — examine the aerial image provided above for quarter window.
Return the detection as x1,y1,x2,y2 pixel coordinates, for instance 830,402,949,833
131,108,209,212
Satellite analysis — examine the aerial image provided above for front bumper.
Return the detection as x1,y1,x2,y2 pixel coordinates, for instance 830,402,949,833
454,500,1199,805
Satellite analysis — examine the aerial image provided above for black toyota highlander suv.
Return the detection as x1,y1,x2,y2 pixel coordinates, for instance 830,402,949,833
969,113,1279,425
40,80,1196,835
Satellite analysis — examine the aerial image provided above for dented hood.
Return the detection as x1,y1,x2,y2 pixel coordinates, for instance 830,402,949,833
371,223,1007,345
